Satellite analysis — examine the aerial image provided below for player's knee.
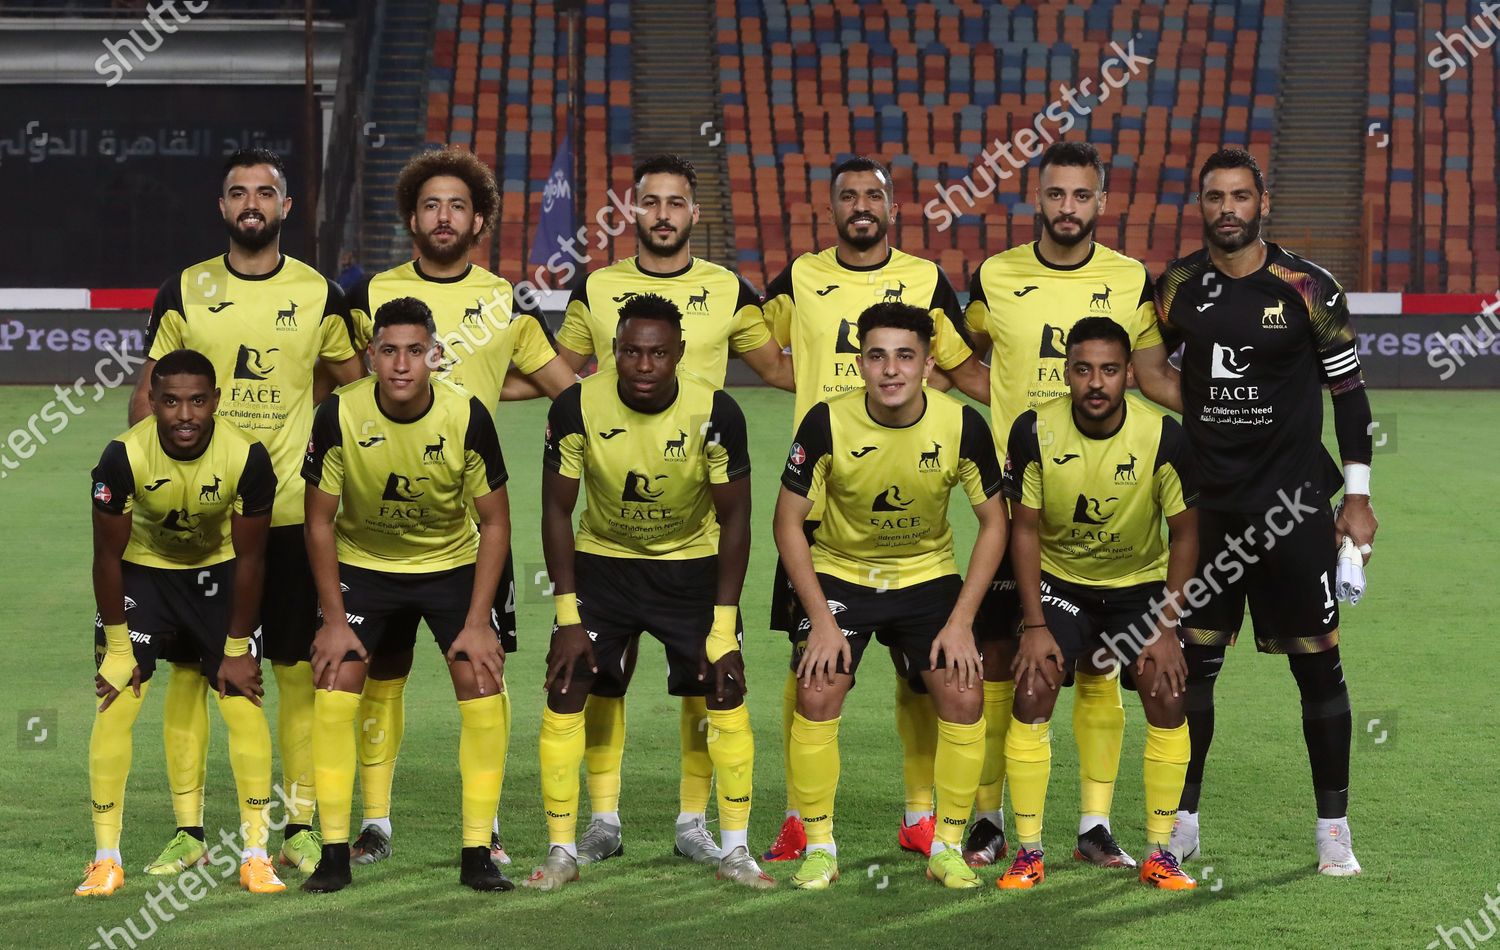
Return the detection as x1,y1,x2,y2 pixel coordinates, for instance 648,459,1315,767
547,684,590,716
1010,685,1057,724
706,682,745,710
1139,689,1186,730
795,687,845,723
931,685,981,725
1183,644,1227,702
1289,647,1349,718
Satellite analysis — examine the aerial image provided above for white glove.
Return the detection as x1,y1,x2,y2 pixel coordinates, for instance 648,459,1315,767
1336,536,1365,605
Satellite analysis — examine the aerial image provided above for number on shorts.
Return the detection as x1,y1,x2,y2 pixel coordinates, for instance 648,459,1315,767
1318,571,1335,610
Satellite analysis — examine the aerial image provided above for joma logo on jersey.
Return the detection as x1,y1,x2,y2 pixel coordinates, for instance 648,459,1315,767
275,299,298,330
917,442,941,470
611,292,640,303
1262,299,1288,329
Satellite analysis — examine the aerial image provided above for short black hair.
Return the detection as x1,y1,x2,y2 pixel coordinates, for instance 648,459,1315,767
372,296,437,336
616,292,683,333
1198,146,1265,195
1039,141,1106,189
222,147,287,194
152,348,216,386
1066,316,1132,359
831,156,894,198
856,302,933,346
633,154,697,198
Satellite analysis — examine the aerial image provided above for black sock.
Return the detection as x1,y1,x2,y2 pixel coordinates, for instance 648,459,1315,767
1290,647,1352,819
284,823,311,841
1179,644,1225,812
177,826,205,842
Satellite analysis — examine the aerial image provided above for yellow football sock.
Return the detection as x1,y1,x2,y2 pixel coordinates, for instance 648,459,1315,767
583,693,625,815
458,693,508,848
358,675,407,823
215,693,274,853
1143,722,1191,850
680,695,713,815
1005,715,1052,848
781,669,799,811
975,679,1015,814
934,718,985,848
539,707,586,846
162,662,209,830
311,689,360,845
1074,670,1125,820
789,712,840,846
273,661,318,827
705,704,754,833
893,674,937,814
89,681,150,852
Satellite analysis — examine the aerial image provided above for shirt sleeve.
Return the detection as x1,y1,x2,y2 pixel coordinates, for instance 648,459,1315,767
956,405,1004,505
704,388,751,484
763,263,796,349
346,275,374,353
463,396,508,498
555,279,596,357
318,278,358,363
1002,410,1043,509
964,265,990,338
727,274,772,353
90,440,134,515
1305,270,1362,385
1152,415,1197,516
1152,260,1189,348
929,268,974,371
145,272,186,360
781,400,832,497
235,441,277,517
542,383,586,479
510,310,559,376
301,395,344,494
1132,267,1164,350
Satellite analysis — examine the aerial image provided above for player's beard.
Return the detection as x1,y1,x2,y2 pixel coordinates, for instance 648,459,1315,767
836,212,888,252
1042,211,1096,248
224,212,282,253
635,217,691,258
1205,209,1263,252
414,225,475,267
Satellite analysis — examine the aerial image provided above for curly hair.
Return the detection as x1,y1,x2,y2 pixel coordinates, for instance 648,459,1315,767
395,146,499,236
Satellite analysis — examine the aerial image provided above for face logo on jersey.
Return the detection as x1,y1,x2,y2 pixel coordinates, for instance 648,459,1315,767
162,508,202,534
144,477,171,491
788,443,807,467
622,470,667,502
1089,285,1113,310
1039,324,1068,359
1113,453,1139,483
1072,494,1119,524
872,484,912,511
1262,299,1288,329
357,435,386,448
233,345,279,380
662,429,689,459
275,299,299,329
92,481,112,504
835,319,861,355
814,285,840,296
422,434,447,463
199,475,222,502
917,442,941,471
850,445,877,458
208,301,235,313
685,286,711,312
598,428,627,440
1211,343,1253,379
880,280,907,302
381,473,430,501
1013,285,1039,297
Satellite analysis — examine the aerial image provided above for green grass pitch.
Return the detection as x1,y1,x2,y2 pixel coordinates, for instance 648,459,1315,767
0,385,1493,948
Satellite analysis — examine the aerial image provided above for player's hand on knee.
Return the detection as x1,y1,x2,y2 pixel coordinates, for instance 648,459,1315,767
544,623,595,694
797,619,847,690
1136,631,1187,699
95,667,142,713
932,620,981,691
311,619,366,690
217,654,264,706
712,651,747,704
1012,627,1064,696
1336,496,1379,564
448,624,505,696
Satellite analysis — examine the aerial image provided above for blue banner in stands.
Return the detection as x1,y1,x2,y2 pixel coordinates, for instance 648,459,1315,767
531,132,576,268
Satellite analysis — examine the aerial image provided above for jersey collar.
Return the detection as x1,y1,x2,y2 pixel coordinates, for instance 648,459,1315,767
833,247,893,272
374,383,436,424
1031,242,1096,272
616,375,682,415
1071,398,1128,441
223,254,285,281
863,391,928,429
632,257,695,280
412,259,474,284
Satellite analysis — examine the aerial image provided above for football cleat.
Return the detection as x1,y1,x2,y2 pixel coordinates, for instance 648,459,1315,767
897,815,936,856
301,844,352,893
522,846,580,892
144,830,207,876
716,846,776,889
239,856,286,894
1075,824,1137,868
279,829,321,874
350,824,391,866
761,814,806,862
962,816,1008,867
1316,820,1362,876
75,858,124,897
997,847,1046,889
489,830,512,866
460,846,514,891
790,849,839,890
1140,849,1197,890
926,848,982,889
576,818,624,866
673,816,723,865
1168,810,1200,863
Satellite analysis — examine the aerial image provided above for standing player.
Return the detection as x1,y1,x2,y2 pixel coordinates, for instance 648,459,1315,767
1001,317,1198,891
300,298,513,893
761,156,991,863
80,349,283,897
549,154,791,867
524,294,771,891
961,141,1182,869
343,146,574,868
775,302,1005,890
130,148,364,877
1154,148,1377,875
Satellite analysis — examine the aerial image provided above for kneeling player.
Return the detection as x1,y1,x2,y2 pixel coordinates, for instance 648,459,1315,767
774,302,1007,890
1001,318,1197,890
524,293,772,892
80,349,283,897
301,298,512,893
